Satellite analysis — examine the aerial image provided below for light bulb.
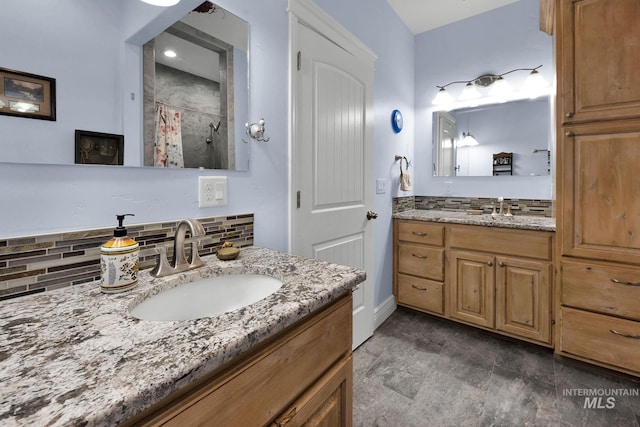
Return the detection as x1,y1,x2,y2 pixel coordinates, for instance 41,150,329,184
522,69,548,98
163,50,177,58
489,77,512,102
459,82,481,101
460,132,479,147
432,88,454,106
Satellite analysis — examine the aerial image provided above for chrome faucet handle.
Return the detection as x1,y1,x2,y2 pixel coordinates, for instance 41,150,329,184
149,246,173,278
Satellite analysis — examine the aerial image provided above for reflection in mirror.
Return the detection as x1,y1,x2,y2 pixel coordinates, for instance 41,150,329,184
143,3,249,170
0,1,248,171
433,97,551,177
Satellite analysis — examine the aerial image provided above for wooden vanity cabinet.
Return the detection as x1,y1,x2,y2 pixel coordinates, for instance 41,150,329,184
394,220,554,346
393,220,445,316
449,225,553,345
125,295,353,427
556,0,640,376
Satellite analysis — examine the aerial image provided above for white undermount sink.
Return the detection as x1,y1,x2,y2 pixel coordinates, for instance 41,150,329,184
130,274,283,321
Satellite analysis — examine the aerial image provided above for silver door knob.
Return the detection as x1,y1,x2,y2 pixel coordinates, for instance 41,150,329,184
366,210,378,220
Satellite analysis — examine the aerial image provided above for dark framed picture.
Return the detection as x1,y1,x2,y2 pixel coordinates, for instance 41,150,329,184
0,67,56,121
75,130,124,165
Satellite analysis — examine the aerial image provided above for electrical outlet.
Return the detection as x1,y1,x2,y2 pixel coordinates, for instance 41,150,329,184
199,176,227,207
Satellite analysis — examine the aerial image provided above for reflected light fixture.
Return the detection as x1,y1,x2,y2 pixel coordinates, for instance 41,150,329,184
432,65,547,106
164,50,177,58
139,0,180,6
459,132,479,147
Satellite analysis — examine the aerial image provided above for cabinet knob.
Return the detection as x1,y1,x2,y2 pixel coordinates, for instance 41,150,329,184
565,112,574,118
487,261,494,266
498,261,505,267
565,131,575,137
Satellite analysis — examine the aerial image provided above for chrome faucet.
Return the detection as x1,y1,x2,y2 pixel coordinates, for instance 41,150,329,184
150,219,206,278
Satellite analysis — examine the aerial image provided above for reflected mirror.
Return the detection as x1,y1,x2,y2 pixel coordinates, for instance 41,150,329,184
143,3,249,170
433,96,551,177
0,1,249,171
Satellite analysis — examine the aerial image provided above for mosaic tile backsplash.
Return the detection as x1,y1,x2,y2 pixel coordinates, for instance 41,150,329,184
0,214,253,301
393,196,552,217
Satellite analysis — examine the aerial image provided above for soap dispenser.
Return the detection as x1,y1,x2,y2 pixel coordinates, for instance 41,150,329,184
100,214,139,294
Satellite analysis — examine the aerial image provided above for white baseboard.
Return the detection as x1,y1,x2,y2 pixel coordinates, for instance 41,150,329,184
374,294,397,330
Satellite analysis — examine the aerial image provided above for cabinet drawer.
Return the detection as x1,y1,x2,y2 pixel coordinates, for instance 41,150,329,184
397,221,444,246
560,307,640,374
398,244,444,281
397,274,444,315
449,225,552,260
562,260,640,320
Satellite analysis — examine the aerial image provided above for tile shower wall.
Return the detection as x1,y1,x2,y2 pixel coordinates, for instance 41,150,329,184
393,196,552,217
0,214,253,301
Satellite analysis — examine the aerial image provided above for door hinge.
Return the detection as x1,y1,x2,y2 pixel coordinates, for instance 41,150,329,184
296,191,301,208
297,51,301,71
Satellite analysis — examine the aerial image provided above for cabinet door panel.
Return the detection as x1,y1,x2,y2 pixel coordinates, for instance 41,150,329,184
397,221,444,246
559,0,640,123
561,259,640,320
450,251,495,328
496,257,551,344
560,307,640,374
560,122,640,263
398,243,444,281
397,274,444,315
274,356,352,427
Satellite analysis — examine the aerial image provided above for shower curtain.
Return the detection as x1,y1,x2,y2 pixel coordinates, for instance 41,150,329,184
154,103,184,168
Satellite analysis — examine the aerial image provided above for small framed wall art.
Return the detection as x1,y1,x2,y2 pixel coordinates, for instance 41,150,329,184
0,67,56,121
75,130,124,166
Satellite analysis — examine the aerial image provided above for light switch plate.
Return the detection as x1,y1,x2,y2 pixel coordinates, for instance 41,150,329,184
199,176,227,207
376,178,387,194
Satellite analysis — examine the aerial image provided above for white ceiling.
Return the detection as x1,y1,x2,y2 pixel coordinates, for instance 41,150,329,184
386,0,520,34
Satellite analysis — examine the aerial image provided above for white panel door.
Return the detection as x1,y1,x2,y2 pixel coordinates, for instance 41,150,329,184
291,6,376,349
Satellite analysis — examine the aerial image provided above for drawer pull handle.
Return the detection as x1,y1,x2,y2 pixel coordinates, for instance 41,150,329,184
412,253,427,259
610,329,640,340
411,284,427,291
610,278,640,287
412,231,427,237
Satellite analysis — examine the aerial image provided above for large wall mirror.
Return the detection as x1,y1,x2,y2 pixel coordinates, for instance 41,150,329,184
433,96,552,177
1,1,249,171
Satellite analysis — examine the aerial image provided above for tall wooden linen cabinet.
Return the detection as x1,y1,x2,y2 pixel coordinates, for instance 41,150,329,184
555,0,640,376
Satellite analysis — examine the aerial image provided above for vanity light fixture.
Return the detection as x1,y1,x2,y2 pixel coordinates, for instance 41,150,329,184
139,0,180,6
459,132,479,147
432,65,548,106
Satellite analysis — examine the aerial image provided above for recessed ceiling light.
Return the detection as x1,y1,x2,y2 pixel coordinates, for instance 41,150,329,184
140,0,180,6
164,50,177,58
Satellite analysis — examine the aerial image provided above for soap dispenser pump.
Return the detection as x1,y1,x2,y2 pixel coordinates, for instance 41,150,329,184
100,214,139,294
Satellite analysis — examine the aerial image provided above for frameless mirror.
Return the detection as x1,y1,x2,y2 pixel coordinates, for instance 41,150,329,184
143,4,249,170
0,1,249,171
433,96,551,177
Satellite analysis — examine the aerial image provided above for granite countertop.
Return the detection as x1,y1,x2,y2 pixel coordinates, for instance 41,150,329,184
0,247,366,426
393,209,555,232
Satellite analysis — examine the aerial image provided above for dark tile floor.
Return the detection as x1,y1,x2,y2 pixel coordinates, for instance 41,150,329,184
353,307,640,427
